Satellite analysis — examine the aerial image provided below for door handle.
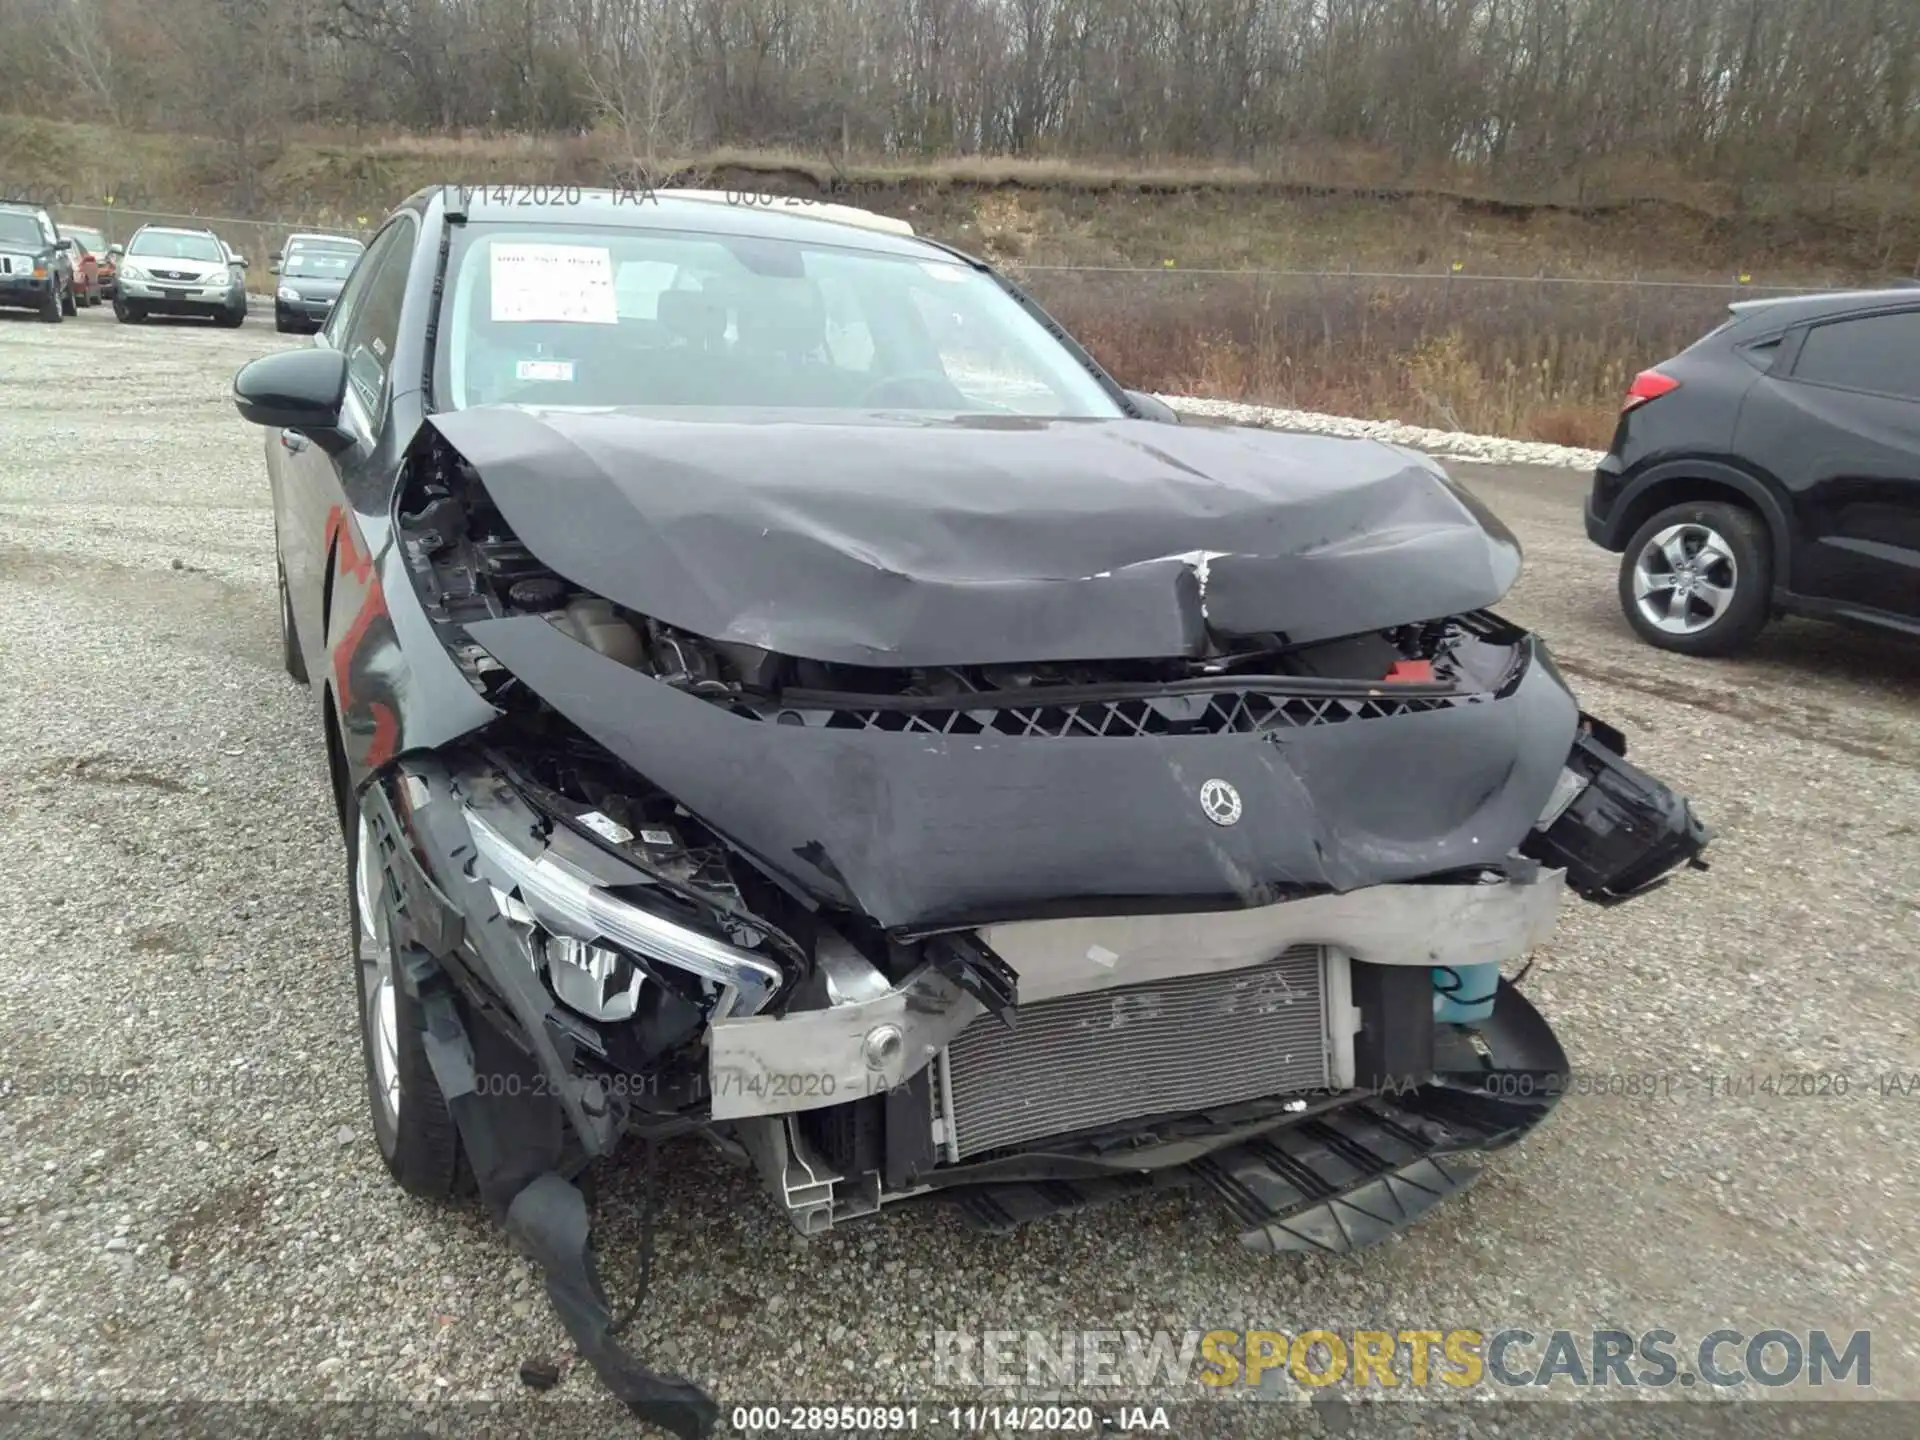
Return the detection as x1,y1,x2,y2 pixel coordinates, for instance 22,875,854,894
279,430,308,454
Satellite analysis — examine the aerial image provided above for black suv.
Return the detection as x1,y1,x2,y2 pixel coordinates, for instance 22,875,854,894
1585,287,1920,654
0,203,78,322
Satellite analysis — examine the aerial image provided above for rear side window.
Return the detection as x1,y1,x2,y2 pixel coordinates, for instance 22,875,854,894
1790,311,1920,401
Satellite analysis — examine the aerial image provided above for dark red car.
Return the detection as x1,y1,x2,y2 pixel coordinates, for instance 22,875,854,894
59,224,113,305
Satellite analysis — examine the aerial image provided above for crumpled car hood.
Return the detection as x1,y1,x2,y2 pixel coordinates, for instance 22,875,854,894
427,407,1521,667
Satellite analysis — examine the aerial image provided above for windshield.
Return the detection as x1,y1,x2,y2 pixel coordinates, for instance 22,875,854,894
129,231,223,263
283,245,359,280
0,213,43,248
66,228,107,253
435,224,1123,417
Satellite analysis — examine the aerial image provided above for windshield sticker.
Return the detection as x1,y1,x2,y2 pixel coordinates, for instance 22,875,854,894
515,359,575,382
490,243,618,324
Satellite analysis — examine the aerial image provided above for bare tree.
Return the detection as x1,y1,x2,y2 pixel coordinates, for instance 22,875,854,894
48,0,124,124
583,0,690,176
2,0,1915,201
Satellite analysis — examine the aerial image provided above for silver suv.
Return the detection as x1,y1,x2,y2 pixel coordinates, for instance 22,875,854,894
113,224,247,327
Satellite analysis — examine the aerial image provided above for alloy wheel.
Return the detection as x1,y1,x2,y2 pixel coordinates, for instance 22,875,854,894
1632,522,1738,635
355,813,401,1129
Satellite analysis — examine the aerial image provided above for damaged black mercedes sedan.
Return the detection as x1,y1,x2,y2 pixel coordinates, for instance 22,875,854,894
232,186,1710,1435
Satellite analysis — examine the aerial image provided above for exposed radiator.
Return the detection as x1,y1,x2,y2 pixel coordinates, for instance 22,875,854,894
938,945,1332,1161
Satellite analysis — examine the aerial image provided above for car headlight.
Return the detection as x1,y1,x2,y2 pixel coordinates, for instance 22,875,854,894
466,807,783,1021
119,263,146,281
277,286,301,302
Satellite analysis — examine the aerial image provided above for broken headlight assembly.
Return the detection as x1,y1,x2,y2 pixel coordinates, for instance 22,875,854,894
465,806,785,1021
1521,719,1711,904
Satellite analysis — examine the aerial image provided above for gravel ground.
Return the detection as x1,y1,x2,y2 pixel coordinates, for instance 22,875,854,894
2,307,1917,1437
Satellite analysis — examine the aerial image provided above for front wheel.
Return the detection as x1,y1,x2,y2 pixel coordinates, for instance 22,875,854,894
60,280,77,316
113,299,142,324
1618,500,1772,656
39,284,63,323
349,792,466,1199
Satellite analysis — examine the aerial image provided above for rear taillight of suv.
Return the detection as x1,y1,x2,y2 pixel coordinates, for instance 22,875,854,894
1622,369,1680,412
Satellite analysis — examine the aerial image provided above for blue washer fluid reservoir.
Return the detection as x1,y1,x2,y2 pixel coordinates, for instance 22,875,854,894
1433,963,1501,1023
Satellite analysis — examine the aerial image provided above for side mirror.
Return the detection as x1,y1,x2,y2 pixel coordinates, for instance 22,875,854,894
269,250,282,264
233,348,354,454
56,237,72,251
236,256,250,269
1124,389,1180,424
268,260,280,274
108,243,124,257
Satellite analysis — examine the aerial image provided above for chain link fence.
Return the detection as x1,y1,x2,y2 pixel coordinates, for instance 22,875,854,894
51,204,375,293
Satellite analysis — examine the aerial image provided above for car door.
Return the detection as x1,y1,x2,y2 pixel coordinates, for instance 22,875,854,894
275,218,416,685
37,210,70,290
1737,306,1920,620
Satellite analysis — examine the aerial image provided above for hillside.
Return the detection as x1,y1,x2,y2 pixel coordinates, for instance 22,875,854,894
8,117,1916,446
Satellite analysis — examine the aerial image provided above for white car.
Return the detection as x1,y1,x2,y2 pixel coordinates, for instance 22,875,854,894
112,224,247,327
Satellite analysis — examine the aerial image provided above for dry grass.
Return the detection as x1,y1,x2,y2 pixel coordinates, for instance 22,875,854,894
1024,270,1730,449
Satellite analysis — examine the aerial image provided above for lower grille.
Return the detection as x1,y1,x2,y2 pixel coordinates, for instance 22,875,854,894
744,689,1483,738
941,945,1331,1160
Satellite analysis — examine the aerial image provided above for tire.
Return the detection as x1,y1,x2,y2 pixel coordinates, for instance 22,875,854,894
348,789,466,1199
274,312,292,334
277,557,308,683
1618,499,1772,656
114,299,142,324
39,284,63,323
60,279,77,316
219,300,246,329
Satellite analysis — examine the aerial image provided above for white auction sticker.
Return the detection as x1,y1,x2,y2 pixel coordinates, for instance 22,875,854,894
490,243,618,324
514,358,575,382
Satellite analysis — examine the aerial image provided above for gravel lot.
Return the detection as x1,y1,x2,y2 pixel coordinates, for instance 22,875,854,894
2,307,1917,1435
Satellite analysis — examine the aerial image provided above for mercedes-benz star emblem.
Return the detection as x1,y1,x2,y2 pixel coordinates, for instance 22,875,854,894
1199,778,1242,826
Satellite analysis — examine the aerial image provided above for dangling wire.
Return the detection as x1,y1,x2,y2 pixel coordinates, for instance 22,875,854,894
608,1134,659,1338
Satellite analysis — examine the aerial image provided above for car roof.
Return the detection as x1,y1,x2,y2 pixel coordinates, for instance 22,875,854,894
407,184,941,261
285,231,363,246
1725,286,1920,328
131,224,221,238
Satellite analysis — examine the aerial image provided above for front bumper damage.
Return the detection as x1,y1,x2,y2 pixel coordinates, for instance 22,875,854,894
363,762,720,1438
359,711,1704,1435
